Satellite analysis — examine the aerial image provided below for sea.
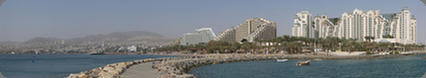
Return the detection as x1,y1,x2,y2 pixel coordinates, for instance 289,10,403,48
189,55,426,78
0,54,170,78
0,54,424,78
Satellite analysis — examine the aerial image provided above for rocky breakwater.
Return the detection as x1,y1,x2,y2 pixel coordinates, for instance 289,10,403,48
153,54,318,78
67,58,164,78
68,53,423,78
152,54,402,78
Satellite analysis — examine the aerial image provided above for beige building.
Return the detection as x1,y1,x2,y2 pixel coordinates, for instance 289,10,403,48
215,18,277,43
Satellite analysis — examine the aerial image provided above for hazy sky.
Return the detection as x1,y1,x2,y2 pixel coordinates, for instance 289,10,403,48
0,0,425,43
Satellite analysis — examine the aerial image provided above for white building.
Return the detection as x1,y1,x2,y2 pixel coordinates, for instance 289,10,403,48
337,8,416,44
292,11,313,38
127,45,137,52
293,8,417,44
338,9,388,40
180,28,217,45
314,15,339,38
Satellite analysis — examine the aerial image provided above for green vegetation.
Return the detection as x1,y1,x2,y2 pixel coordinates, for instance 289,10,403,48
383,35,395,38
155,35,425,54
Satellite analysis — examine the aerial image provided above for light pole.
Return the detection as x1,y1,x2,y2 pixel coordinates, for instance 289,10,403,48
422,0,425,50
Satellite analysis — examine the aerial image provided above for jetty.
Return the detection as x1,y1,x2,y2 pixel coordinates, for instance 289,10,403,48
67,52,426,78
119,62,158,78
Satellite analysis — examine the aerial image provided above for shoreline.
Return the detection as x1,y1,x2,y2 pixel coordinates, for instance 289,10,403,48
67,51,426,78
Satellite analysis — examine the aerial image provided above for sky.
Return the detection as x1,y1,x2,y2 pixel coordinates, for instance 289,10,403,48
0,0,425,43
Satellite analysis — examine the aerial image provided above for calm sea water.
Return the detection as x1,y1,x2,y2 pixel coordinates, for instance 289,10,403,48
0,54,170,78
189,55,426,78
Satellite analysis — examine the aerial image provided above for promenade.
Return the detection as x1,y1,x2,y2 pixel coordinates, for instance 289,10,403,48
120,62,158,78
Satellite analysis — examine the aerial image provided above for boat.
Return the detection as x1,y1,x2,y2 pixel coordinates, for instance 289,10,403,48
313,59,322,61
88,52,105,55
35,51,40,55
276,59,289,62
10,52,15,55
296,60,311,66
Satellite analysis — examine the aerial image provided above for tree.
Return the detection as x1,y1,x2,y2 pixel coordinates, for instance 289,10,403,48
364,36,375,42
382,35,394,38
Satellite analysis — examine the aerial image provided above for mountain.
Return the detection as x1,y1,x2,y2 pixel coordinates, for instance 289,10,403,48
0,31,174,54
70,31,165,41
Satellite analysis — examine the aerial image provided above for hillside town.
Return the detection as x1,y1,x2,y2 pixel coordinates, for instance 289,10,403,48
0,31,172,54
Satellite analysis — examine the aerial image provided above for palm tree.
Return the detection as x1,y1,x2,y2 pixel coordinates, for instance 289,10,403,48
364,36,375,42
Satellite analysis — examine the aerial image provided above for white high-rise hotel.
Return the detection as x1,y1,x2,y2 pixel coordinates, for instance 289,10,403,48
292,7,417,44
292,11,313,38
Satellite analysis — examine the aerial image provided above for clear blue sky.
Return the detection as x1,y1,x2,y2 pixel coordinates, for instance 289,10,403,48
0,0,425,43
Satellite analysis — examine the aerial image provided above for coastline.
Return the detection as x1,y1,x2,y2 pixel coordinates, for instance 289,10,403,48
67,51,426,78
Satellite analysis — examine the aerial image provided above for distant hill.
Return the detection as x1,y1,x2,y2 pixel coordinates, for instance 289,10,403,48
71,31,169,42
21,31,172,44
0,31,174,54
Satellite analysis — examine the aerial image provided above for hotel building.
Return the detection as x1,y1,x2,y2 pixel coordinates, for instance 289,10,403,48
180,28,217,45
292,8,417,44
215,18,277,43
292,11,313,38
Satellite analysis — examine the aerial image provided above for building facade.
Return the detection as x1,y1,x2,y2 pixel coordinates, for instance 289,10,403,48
293,8,417,44
215,18,277,43
314,15,339,38
180,28,217,45
292,11,313,38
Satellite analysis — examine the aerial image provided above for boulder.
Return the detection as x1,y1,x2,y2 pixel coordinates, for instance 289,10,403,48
98,71,114,78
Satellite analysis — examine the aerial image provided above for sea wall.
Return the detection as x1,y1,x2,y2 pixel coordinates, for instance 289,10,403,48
67,51,425,78
153,54,392,78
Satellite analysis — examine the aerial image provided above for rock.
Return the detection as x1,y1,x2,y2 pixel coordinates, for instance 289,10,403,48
175,74,195,78
98,71,115,78
67,73,93,78
422,72,426,78
0,72,5,78
66,74,80,78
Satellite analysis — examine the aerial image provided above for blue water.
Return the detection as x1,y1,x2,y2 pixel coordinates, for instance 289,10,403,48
0,54,170,78
189,55,426,78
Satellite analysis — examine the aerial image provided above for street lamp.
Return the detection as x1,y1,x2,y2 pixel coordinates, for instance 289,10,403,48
422,0,426,49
